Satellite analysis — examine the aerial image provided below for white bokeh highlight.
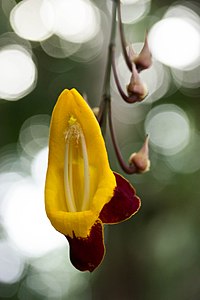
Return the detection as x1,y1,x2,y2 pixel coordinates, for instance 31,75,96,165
40,35,81,59
145,104,191,155
19,114,50,157
0,46,37,101
10,0,54,42
164,3,200,28
31,147,48,185
1,177,65,258
52,0,100,43
148,17,200,69
171,65,200,90
10,0,100,44
107,0,151,24
0,240,25,284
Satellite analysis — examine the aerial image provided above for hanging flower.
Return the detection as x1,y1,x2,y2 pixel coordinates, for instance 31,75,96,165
45,89,141,272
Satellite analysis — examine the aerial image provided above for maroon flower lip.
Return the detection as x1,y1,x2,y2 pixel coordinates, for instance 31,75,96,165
99,173,141,224
66,172,141,272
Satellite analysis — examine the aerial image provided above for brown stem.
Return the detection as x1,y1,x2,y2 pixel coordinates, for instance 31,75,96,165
117,0,132,72
111,46,141,104
108,100,137,174
97,1,118,135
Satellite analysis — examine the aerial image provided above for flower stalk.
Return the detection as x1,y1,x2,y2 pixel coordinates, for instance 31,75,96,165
117,0,132,71
97,0,118,135
98,0,151,175
108,100,138,174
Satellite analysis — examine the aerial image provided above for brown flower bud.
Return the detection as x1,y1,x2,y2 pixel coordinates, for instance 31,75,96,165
129,136,150,173
127,63,148,101
134,35,152,72
128,35,152,72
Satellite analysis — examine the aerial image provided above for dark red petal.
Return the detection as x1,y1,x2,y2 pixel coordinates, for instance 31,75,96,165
65,220,105,272
99,172,141,224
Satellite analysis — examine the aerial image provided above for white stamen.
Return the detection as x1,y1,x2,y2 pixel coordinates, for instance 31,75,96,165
69,142,75,209
64,136,77,212
80,130,90,211
64,118,90,212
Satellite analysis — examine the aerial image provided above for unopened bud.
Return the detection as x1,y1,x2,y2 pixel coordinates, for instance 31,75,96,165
134,35,152,71
128,35,152,72
127,63,148,101
129,136,150,173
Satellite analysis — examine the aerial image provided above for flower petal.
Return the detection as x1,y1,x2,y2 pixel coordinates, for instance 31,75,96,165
99,172,141,224
45,89,116,238
65,220,105,272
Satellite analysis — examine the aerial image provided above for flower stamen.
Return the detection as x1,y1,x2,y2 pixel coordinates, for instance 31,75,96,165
64,116,90,212
64,134,76,212
80,127,90,211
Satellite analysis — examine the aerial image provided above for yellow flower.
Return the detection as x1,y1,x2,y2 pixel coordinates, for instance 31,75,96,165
45,89,141,272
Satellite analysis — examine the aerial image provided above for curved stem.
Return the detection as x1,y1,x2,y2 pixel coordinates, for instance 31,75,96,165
108,100,137,174
111,46,141,104
117,0,132,72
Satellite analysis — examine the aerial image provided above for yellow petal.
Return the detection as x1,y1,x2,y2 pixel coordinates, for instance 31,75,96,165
45,89,116,238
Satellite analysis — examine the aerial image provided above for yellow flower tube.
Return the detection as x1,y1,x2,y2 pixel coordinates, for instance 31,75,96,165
45,88,116,238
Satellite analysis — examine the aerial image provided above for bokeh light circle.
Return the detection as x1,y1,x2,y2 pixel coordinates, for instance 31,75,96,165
171,64,200,90
107,0,151,24
1,178,65,257
148,17,200,69
0,46,37,101
19,114,50,157
40,35,81,59
10,0,54,42
0,240,24,284
0,32,32,52
145,104,191,155
52,0,100,43
31,147,48,185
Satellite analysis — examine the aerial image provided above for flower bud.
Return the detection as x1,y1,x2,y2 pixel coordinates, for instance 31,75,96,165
128,35,152,72
134,36,152,72
129,136,150,173
127,63,148,101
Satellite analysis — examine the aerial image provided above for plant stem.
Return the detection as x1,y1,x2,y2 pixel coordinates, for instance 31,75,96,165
98,0,118,136
117,0,132,71
108,101,137,174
